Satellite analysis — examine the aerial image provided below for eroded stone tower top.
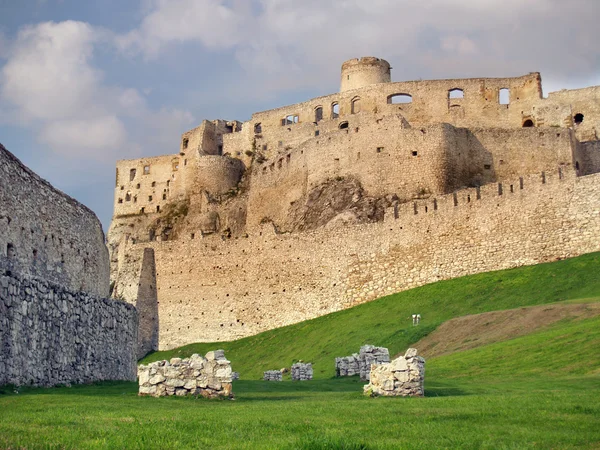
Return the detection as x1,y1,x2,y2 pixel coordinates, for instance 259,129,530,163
340,56,391,92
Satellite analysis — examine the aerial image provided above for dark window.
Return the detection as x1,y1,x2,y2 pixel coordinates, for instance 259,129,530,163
254,123,262,133
523,119,534,127
351,97,361,114
129,168,136,181
315,107,323,122
339,121,349,129
7,243,15,259
182,138,189,149
574,113,584,125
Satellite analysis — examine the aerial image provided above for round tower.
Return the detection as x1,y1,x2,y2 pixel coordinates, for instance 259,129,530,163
340,57,391,93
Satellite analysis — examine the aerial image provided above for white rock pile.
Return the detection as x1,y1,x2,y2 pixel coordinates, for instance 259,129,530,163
335,345,390,380
264,370,282,381
291,363,313,381
137,350,233,398
363,348,425,397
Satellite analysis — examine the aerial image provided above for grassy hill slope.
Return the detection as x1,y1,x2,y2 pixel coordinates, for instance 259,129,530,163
143,252,600,379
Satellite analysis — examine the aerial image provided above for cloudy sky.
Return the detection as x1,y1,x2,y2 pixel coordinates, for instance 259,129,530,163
1,0,599,231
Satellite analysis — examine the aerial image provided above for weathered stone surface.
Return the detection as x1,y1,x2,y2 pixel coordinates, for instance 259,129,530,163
291,363,313,381
336,345,390,380
138,351,234,398
263,370,282,381
364,348,425,397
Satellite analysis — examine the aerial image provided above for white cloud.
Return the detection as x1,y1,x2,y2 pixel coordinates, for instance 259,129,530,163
0,20,195,163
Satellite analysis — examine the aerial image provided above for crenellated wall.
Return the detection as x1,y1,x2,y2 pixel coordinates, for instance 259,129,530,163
116,169,599,350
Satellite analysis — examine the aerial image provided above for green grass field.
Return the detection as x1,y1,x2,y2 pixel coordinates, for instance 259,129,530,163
1,252,600,449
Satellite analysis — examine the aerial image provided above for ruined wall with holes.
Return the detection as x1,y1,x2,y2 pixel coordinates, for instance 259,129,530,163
0,145,109,297
113,170,599,349
108,57,600,349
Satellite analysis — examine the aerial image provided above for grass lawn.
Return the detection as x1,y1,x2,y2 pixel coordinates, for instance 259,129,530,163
1,252,599,449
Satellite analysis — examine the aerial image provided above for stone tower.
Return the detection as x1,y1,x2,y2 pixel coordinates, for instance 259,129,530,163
340,57,391,92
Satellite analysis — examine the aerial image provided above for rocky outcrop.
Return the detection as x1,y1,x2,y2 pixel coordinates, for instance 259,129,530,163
138,350,233,398
363,348,425,397
291,362,313,381
335,345,390,380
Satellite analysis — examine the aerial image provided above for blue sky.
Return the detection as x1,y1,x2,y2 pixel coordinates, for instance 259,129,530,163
1,0,599,231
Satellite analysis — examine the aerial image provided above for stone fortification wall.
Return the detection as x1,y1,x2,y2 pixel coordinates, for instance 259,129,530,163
576,141,600,176
0,271,137,386
137,350,233,398
364,348,425,397
119,169,599,350
335,345,390,380
0,145,109,298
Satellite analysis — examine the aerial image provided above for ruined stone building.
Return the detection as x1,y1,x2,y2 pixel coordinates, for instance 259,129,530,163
0,145,138,386
109,57,600,351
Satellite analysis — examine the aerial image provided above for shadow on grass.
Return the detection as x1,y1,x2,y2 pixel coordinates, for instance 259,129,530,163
424,381,470,397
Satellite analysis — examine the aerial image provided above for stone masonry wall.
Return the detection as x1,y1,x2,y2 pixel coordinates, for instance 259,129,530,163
336,345,390,380
0,271,137,387
138,350,233,398
0,144,109,298
364,348,425,397
121,169,599,350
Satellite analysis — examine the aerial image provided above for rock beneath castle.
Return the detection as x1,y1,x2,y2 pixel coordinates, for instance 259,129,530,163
264,370,282,381
138,351,233,398
291,363,313,381
363,348,425,397
335,345,390,380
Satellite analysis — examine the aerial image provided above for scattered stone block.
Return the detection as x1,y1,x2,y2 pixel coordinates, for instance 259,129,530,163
264,370,282,381
363,348,425,397
291,363,313,381
138,351,234,398
335,344,390,380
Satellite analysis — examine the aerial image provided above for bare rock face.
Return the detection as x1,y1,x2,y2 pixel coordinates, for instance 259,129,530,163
137,351,234,398
288,177,393,232
363,348,425,397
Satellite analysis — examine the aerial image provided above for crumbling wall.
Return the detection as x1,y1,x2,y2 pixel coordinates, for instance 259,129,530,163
335,345,390,380
263,370,282,381
137,350,233,398
364,348,425,397
291,363,313,381
0,271,137,387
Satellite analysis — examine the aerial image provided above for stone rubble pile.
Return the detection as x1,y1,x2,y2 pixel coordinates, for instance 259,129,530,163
363,348,425,397
137,350,233,398
232,371,240,380
263,370,282,381
291,362,313,381
335,345,390,380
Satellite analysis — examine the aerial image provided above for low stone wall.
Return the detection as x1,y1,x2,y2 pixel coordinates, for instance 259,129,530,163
138,350,233,398
335,345,390,380
364,348,425,397
263,370,282,381
291,363,313,381
0,272,137,387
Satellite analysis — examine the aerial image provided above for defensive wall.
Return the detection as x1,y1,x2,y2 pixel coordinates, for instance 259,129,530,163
109,57,600,350
0,144,138,385
120,169,600,349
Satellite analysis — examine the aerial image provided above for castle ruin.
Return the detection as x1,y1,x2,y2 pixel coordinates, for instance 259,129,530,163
109,57,600,351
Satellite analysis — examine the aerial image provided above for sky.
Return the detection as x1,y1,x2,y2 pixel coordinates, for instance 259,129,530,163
1,0,599,232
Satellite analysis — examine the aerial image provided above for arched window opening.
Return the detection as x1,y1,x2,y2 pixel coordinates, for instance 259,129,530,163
499,88,510,105
315,107,323,122
574,113,584,125
125,192,132,202
576,161,580,171
281,114,299,126
388,94,412,104
339,121,349,130
331,102,340,119
448,88,464,99
522,119,534,127
129,168,136,181
254,123,262,134
351,97,361,114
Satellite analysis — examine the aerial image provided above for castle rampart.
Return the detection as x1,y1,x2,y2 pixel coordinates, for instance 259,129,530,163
108,57,600,350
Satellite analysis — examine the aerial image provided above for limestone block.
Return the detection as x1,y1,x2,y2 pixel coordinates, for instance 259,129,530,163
364,348,425,397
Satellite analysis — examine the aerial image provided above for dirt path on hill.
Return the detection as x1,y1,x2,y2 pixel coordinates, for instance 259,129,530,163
411,301,600,359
